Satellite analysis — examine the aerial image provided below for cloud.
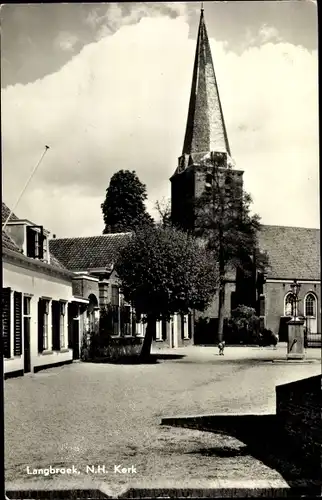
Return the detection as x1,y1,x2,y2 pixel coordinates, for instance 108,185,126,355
2,14,319,238
84,2,188,40
258,24,281,43
54,31,79,52
243,23,282,48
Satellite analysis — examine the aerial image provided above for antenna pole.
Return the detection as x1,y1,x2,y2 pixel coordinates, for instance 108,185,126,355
3,145,50,230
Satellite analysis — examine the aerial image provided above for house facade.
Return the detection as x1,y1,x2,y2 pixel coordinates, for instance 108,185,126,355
49,234,194,348
2,203,90,378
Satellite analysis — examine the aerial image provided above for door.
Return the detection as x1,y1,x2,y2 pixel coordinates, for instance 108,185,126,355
68,303,80,360
23,316,31,373
72,319,80,360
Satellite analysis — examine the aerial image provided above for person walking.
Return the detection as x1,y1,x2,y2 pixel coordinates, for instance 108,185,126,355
218,340,225,355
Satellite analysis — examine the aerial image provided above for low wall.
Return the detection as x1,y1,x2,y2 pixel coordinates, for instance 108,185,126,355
276,375,321,475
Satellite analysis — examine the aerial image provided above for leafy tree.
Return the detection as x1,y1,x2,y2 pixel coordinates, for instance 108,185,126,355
230,305,259,332
155,197,172,228
101,170,154,233
115,225,218,359
195,154,269,343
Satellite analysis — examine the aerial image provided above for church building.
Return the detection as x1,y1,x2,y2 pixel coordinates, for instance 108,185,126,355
170,9,320,345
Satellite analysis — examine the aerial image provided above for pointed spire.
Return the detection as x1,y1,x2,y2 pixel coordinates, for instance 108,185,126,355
182,9,231,157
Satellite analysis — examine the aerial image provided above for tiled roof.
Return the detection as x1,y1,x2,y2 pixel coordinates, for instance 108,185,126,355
49,253,67,270
2,231,22,252
49,233,132,272
2,202,19,223
258,225,320,280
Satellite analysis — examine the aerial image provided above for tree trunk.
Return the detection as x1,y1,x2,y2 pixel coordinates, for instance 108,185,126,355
217,276,225,344
140,313,156,360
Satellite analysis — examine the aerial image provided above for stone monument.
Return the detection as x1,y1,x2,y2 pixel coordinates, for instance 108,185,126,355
287,280,305,360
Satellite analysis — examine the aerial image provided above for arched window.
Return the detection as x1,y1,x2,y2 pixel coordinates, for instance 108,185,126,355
305,293,316,317
284,293,293,316
87,294,98,333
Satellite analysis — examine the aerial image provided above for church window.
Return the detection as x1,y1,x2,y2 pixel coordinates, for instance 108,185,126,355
305,293,316,317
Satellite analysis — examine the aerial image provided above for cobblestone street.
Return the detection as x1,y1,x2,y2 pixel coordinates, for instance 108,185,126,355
5,345,321,492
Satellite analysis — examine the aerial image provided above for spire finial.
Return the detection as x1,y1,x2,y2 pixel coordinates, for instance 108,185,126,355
201,2,204,12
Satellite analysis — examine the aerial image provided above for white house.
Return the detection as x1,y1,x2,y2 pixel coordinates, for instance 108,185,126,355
2,202,89,378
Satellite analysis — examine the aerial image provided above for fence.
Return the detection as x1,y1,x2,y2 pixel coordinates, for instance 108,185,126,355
306,333,321,348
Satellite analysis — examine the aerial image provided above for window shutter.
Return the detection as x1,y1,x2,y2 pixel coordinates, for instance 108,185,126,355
52,301,60,350
2,288,11,358
38,228,44,259
26,227,36,258
38,299,44,352
13,291,22,356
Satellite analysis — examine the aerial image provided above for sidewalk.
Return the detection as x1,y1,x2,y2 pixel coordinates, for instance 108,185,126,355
152,343,321,362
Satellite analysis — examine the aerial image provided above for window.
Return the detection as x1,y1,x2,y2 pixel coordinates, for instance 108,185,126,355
13,291,22,356
35,232,40,258
52,300,61,351
305,294,316,317
24,296,31,316
2,288,11,358
284,293,293,316
60,302,66,348
111,286,119,307
111,286,120,335
259,295,265,317
38,299,50,352
120,305,131,336
26,226,44,259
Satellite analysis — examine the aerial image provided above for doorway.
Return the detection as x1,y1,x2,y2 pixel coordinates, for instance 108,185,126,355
68,303,80,360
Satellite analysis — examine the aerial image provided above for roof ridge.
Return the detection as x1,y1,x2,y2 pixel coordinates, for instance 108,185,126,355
50,232,133,241
261,224,320,231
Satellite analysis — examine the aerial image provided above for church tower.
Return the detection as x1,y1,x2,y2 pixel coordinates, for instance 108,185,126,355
170,8,244,231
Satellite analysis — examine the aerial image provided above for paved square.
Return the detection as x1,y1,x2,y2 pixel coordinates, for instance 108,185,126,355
5,344,321,491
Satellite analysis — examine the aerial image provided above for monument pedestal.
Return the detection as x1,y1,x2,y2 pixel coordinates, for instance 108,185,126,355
287,317,305,360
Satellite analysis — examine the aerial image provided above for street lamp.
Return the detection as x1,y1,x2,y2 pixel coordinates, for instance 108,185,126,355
290,279,301,318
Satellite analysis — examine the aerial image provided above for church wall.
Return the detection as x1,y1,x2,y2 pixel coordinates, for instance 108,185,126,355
264,281,321,336
198,281,236,320
194,281,236,344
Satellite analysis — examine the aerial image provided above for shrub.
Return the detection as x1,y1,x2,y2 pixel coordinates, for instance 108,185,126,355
230,305,260,344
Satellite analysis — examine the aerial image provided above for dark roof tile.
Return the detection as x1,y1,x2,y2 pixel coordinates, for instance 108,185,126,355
49,233,132,272
2,231,22,252
2,202,19,223
258,225,320,280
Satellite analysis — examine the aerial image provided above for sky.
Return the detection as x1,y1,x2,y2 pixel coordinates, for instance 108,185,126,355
1,1,319,237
